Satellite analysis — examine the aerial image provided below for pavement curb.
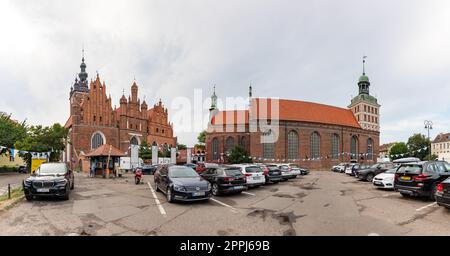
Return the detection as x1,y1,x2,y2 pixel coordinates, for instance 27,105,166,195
0,195,25,214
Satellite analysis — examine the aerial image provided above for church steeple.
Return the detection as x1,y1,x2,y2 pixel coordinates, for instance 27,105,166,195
210,85,218,111
71,49,89,96
358,56,370,95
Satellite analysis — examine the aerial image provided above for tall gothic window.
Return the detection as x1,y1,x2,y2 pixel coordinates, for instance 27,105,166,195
263,143,275,159
331,134,339,159
225,137,235,153
310,132,320,159
130,137,139,146
212,138,220,160
287,130,299,160
240,136,247,149
91,132,104,149
351,136,358,159
367,138,373,160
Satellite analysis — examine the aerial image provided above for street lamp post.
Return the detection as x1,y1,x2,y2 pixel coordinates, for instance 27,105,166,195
424,120,433,160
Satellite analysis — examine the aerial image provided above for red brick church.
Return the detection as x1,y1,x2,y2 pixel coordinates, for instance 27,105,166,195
63,54,176,171
205,61,380,169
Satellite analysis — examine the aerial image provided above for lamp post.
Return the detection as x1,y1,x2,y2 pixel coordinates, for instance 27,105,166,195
424,120,433,160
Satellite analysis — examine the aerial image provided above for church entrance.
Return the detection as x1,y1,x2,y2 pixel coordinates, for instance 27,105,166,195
130,136,140,170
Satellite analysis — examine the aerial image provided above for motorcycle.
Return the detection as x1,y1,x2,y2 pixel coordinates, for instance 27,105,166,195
134,168,143,185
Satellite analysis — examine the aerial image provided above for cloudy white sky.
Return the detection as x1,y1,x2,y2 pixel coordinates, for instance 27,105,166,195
1,0,449,147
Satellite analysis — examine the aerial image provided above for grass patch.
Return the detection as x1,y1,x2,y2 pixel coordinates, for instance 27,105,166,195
0,187,24,202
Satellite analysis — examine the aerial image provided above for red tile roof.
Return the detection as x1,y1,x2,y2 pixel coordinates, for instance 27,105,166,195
211,98,361,128
84,144,126,157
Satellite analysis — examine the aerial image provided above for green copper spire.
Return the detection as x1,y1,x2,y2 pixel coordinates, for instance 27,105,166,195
358,56,370,94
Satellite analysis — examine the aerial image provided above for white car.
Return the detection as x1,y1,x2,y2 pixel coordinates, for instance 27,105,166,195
278,164,301,177
344,163,356,175
332,163,347,173
372,168,396,189
232,164,266,187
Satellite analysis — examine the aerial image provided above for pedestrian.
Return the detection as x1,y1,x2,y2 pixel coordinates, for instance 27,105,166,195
90,161,96,178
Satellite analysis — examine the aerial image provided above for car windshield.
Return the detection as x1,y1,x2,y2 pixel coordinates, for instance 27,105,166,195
435,162,450,173
289,164,299,168
246,166,263,173
169,166,199,178
224,168,242,176
37,164,66,175
370,164,379,168
397,165,422,174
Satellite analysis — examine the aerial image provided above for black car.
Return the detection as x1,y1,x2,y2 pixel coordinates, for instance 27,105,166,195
356,162,395,182
18,166,29,174
436,177,450,209
154,165,211,203
394,161,450,200
142,165,158,175
200,166,247,196
350,163,371,176
23,163,74,201
261,165,283,184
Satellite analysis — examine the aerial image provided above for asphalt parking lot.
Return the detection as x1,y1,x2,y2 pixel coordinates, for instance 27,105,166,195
0,170,449,236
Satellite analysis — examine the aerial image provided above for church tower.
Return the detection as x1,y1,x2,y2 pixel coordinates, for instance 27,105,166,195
348,57,380,131
69,50,90,125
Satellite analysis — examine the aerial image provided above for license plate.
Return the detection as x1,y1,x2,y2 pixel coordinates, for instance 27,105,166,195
233,186,244,190
192,191,205,197
253,176,261,180
37,188,50,193
401,176,411,181
374,181,382,185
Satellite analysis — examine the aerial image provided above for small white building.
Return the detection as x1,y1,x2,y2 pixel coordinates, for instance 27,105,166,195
431,133,450,161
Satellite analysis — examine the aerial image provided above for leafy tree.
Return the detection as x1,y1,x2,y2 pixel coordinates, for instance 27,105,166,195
15,124,68,167
424,154,438,161
177,143,187,150
139,141,152,161
227,145,252,164
0,113,27,152
389,142,408,160
407,133,430,160
194,144,205,150
197,130,206,145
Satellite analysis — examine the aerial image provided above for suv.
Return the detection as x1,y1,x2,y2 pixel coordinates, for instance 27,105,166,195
200,166,247,196
231,164,266,187
356,162,396,182
394,161,450,200
23,163,74,201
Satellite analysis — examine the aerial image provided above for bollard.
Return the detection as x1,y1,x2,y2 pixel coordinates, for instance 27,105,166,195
8,184,11,199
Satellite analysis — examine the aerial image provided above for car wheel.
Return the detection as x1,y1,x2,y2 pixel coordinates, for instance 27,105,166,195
366,173,374,182
155,183,161,192
166,187,173,203
400,193,411,198
25,194,33,201
211,183,220,196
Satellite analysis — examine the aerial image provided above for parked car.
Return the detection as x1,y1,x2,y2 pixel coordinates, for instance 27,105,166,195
394,161,450,200
200,166,247,196
18,165,29,174
261,165,283,184
154,165,211,203
184,163,196,170
232,164,266,187
278,164,301,177
332,163,348,173
195,162,206,173
23,162,74,201
142,165,158,175
344,163,358,175
287,163,309,175
372,168,397,189
265,164,295,180
356,163,395,182
436,177,450,209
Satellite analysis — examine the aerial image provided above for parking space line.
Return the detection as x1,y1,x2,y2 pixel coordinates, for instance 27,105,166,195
416,202,437,212
210,198,239,213
242,191,255,196
147,182,167,216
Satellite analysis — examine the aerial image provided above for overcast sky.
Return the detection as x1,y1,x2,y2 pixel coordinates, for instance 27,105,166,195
1,0,449,147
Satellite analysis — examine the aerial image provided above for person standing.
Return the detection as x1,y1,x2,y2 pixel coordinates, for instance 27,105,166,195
90,161,96,178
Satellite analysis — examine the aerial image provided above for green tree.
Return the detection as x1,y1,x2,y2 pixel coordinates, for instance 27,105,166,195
227,145,252,164
389,142,408,160
197,130,206,145
0,113,27,152
407,133,430,160
139,141,152,161
424,154,438,161
177,143,187,150
15,124,68,167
